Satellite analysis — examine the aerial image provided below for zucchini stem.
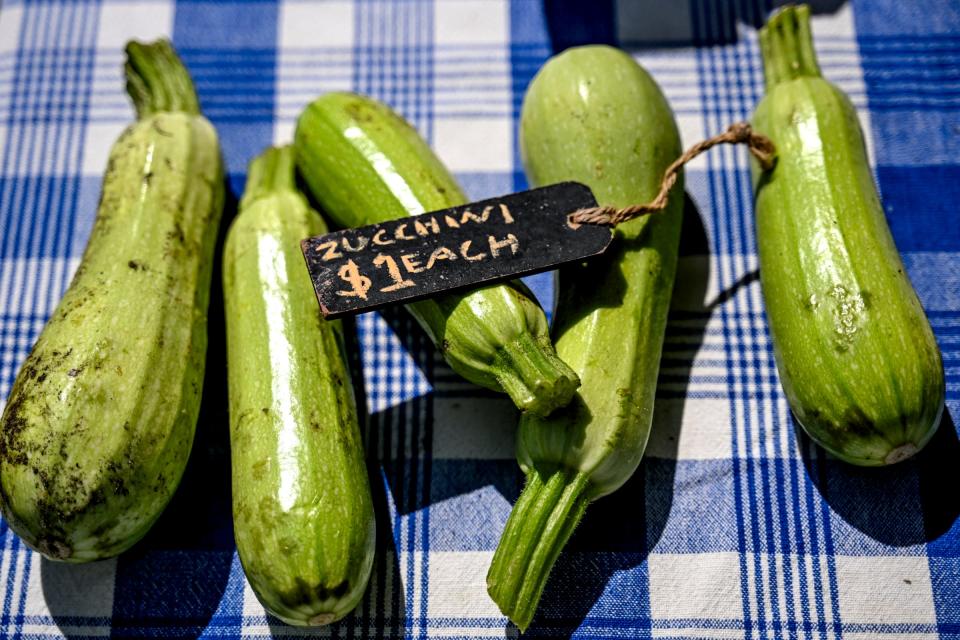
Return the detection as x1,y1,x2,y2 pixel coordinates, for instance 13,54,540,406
242,145,298,208
125,39,200,118
487,467,591,631
493,333,580,417
759,4,821,91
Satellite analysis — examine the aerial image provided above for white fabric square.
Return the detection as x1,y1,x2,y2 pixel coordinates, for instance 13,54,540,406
434,0,507,46
674,113,707,157
271,118,295,148
0,6,23,54
96,2,173,49
240,569,263,617
434,117,510,173
428,550,502,619
835,555,937,626
275,0,354,143
647,397,733,460
648,552,743,621
809,3,856,39
279,0,354,48
82,123,129,176
241,569,279,638
239,574,277,638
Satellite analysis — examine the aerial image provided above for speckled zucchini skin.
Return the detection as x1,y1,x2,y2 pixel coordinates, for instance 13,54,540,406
224,146,374,626
487,45,683,630
752,5,944,465
0,41,224,561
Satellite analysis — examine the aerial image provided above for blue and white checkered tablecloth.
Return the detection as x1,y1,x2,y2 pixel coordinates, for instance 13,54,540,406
1,0,959,637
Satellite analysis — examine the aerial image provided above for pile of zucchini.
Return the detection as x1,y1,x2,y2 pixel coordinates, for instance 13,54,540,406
0,1,945,631
0,35,579,625
485,4,944,628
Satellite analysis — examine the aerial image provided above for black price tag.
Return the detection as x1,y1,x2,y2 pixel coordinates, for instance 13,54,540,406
301,181,611,318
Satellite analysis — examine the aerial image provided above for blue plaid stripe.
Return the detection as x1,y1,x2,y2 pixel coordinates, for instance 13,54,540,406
0,1,101,639
0,0,958,638
693,4,762,637
350,4,437,631
853,5,960,637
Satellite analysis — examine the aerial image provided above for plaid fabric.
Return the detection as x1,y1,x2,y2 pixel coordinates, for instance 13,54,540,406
1,0,958,637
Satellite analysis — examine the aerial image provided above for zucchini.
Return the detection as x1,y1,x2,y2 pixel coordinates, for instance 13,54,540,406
0,41,224,561
224,146,374,625
486,46,682,630
293,93,579,416
752,5,944,465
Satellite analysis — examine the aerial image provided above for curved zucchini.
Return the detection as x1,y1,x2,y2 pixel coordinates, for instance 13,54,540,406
293,93,579,416
224,146,375,625
0,40,224,561
486,46,683,630
751,5,944,465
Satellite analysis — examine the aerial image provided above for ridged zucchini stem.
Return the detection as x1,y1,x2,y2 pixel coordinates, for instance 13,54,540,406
124,39,200,118
487,467,591,631
759,4,821,91
242,145,297,208
492,333,580,417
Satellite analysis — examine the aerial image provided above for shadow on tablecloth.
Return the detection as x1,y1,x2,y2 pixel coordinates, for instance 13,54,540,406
363,184,710,636
297,314,409,638
802,408,960,548
542,0,849,53
523,193,711,637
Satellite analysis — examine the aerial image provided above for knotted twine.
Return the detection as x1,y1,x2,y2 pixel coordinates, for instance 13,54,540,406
569,122,777,227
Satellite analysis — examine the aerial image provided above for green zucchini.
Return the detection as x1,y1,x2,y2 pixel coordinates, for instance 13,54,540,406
486,46,682,630
751,5,944,465
0,40,224,561
224,146,374,625
293,93,579,416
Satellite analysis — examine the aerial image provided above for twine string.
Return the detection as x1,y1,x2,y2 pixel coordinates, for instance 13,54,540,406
569,122,776,227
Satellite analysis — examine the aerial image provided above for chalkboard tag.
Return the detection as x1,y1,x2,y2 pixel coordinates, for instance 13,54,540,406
301,181,611,318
